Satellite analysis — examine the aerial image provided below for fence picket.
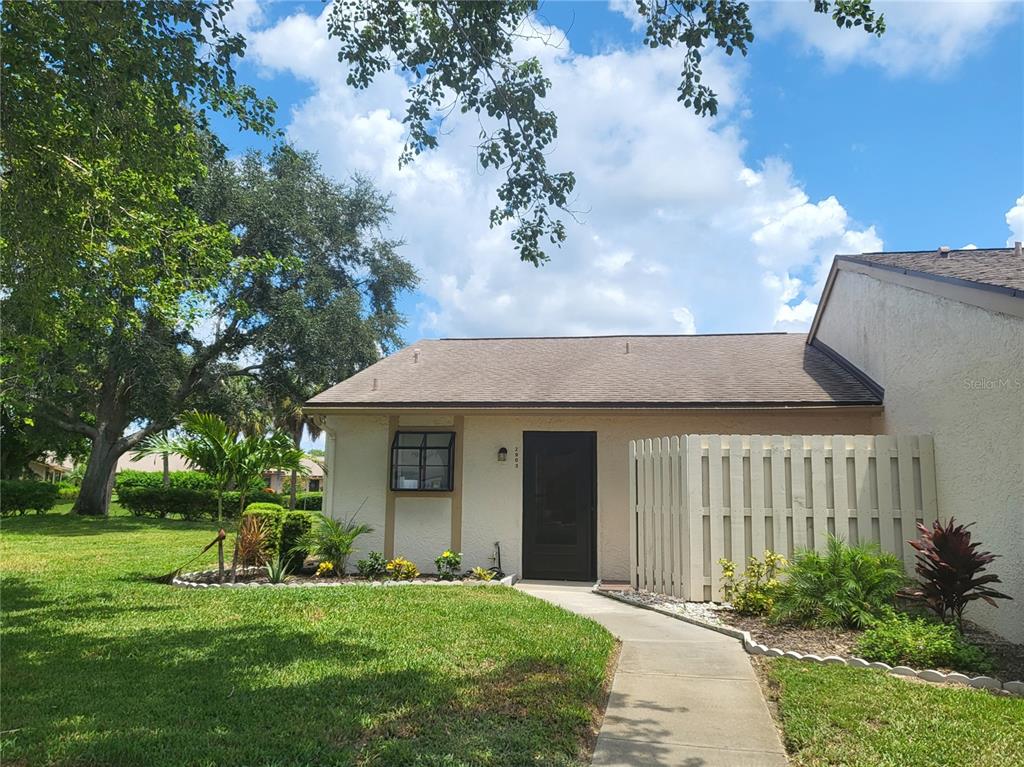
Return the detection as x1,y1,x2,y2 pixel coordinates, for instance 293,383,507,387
810,435,828,551
685,435,704,600
629,440,638,588
770,435,788,556
749,436,766,561
629,433,933,602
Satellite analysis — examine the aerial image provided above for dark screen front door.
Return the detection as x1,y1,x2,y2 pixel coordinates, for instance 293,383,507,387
522,431,597,581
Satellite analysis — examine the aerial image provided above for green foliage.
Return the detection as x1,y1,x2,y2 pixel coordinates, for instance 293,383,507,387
116,470,218,491
295,513,373,574
56,482,80,501
386,557,419,581
768,660,1024,767
242,505,285,560
1,510,617,767
356,551,388,580
293,491,323,511
116,486,229,521
235,515,271,567
0,405,88,480
328,1,882,265
136,412,307,520
771,536,905,629
0,480,59,516
719,551,787,616
265,555,291,584
906,518,1012,631
855,613,994,674
280,510,315,567
470,566,496,582
434,550,463,581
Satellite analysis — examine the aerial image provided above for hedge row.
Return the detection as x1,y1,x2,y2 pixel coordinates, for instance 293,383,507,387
293,492,322,511
116,487,279,520
243,504,316,566
115,470,269,493
1,480,60,516
116,470,217,490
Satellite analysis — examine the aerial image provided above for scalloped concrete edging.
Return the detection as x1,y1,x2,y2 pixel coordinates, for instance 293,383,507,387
173,568,519,589
594,588,1023,697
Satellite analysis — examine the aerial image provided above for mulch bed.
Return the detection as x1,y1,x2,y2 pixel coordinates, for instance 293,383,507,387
722,611,1024,682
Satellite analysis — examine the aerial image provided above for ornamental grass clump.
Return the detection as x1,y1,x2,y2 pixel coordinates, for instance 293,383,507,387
905,518,1012,631
434,550,462,580
771,535,905,629
719,551,786,615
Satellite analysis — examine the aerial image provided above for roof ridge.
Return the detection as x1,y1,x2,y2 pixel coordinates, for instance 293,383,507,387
434,332,793,341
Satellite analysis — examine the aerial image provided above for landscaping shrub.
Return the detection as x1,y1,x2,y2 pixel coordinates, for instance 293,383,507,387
0,480,60,515
470,566,496,581
235,515,271,566
115,470,217,490
771,536,905,629
294,491,322,511
240,505,313,566
905,518,1012,631
386,556,419,581
242,503,286,558
357,551,388,579
296,513,373,574
855,612,994,673
117,486,223,520
435,550,462,580
280,510,315,566
56,481,79,501
719,550,786,615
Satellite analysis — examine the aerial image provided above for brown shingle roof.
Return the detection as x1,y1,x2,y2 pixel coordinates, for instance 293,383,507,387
844,248,1024,293
306,333,881,409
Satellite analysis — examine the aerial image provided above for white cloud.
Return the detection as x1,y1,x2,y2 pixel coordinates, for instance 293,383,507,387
608,0,646,32
245,6,879,337
759,1,1018,77
1006,195,1024,245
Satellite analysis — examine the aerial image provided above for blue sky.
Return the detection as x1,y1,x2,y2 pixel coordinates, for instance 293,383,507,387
217,1,1023,346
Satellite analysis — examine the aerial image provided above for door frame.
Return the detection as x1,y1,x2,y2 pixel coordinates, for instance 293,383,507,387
521,430,598,581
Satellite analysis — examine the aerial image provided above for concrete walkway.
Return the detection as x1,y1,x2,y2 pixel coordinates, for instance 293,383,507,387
517,582,788,767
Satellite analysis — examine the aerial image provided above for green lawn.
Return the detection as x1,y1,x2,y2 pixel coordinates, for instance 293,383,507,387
1,505,615,767
767,660,1024,767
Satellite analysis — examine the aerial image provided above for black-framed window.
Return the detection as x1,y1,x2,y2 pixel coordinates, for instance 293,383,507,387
390,431,455,492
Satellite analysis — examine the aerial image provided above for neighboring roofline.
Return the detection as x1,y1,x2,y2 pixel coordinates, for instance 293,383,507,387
809,338,885,401
437,332,791,341
305,400,882,412
808,254,1024,343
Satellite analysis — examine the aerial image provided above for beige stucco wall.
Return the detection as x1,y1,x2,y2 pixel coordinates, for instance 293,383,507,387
324,415,390,558
816,269,1024,641
324,408,875,579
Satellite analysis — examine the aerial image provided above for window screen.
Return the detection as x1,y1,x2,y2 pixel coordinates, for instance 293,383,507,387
390,431,455,491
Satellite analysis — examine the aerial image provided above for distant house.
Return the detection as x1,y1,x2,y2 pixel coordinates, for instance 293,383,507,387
27,455,74,483
306,245,1024,642
116,451,194,474
264,457,325,493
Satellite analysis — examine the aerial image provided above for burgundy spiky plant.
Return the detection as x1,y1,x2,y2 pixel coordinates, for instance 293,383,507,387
906,518,1012,632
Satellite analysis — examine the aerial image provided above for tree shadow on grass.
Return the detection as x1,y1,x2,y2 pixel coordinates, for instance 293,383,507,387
2,512,219,539
2,584,603,767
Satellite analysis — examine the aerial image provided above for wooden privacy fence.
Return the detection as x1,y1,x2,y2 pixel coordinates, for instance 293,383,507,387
628,434,937,601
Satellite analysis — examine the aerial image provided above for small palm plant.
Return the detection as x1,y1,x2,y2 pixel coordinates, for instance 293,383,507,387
771,535,905,629
296,512,374,575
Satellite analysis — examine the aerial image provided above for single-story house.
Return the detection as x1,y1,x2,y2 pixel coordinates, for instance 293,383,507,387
808,245,1023,642
27,454,74,483
307,244,1024,642
264,457,325,493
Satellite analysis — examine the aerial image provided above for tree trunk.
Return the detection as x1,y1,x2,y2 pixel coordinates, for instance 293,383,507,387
162,451,170,487
73,435,123,516
289,426,302,511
